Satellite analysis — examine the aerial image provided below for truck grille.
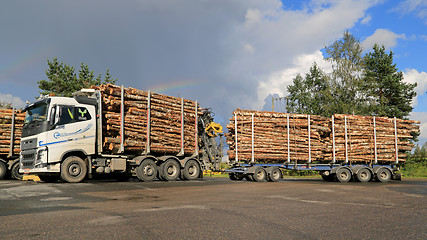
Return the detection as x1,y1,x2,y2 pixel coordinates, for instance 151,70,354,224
20,149,36,169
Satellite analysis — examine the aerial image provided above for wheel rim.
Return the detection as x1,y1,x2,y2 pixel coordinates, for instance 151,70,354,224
167,165,177,175
256,170,264,179
144,164,155,177
379,170,389,180
68,163,81,177
340,171,348,180
359,170,370,181
272,170,280,180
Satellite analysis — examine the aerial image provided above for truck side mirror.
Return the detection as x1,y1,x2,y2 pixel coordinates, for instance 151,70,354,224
50,105,61,126
55,106,62,125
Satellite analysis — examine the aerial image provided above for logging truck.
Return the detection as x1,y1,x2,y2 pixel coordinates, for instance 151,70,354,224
19,88,223,183
0,108,23,180
225,109,419,183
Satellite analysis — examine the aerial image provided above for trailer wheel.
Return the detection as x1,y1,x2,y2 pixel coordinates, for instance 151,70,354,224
252,167,267,182
229,173,244,181
60,156,87,183
266,167,282,182
356,168,372,182
10,162,23,180
376,168,391,183
136,159,157,182
321,171,334,182
336,168,351,183
161,159,180,181
0,161,7,180
182,160,200,180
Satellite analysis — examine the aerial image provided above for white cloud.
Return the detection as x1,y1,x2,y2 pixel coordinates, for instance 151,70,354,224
257,50,332,108
228,0,381,110
0,93,25,109
393,0,427,24
409,111,427,145
403,69,427,107
361,14,372,24
362,29,406,50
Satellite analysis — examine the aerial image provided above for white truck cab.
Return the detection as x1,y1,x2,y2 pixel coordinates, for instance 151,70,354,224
20,90,98,180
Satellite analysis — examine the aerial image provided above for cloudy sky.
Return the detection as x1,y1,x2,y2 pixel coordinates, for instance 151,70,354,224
1,0,427,143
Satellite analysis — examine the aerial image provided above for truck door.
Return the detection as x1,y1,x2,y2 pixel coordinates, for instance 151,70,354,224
44,105,78,164
44,105,95,163
73,105,96,155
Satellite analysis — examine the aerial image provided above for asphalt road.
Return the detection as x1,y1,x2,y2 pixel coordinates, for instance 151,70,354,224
0,177,426,240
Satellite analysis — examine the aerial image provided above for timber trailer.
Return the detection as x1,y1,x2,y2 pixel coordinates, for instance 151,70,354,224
226,113,403,183
0,107,23,180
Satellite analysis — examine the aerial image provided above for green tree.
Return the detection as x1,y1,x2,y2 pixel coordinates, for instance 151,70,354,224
38,57,117,97
324,31,366,115
287,63,332,116
363,44,417,119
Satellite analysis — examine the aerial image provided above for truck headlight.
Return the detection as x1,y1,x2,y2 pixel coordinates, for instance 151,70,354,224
35,147,48,168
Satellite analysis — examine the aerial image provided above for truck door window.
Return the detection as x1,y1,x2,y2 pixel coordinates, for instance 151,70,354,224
58,106,75,125
76,107,91,122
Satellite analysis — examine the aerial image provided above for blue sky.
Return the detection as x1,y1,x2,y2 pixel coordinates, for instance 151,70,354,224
0,0,426,143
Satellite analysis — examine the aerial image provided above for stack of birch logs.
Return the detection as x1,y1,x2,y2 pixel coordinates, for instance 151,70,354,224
92,84,201,155
0,108,25,156
226,109,330,162
323,114,420,163
226,109,420,163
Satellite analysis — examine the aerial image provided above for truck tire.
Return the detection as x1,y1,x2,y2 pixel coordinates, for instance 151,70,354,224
321,171,334,182
376,168,391,183
60,156,87,183
266,167,282,182
10,162,23,180
229,173,244,181
182,160,200,180
161,159,180,181
252,167,267,182
0,161,7,180
336,168,352,183
136,159,157,182
356,168,372,182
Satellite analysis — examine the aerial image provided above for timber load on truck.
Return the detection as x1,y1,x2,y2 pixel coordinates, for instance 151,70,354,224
92,84,202,156
225,109,420,183
0,108,24,180
20,84,223,183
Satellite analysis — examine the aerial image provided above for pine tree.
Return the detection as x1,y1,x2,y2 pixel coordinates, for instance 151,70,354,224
363,44,417,119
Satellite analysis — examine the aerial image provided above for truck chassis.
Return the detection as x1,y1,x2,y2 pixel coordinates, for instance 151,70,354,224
226,163,400,183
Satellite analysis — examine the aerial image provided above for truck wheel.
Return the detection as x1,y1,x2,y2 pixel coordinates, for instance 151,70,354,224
321,171,334,182
229,173,244,181
252,167,267,182
182,160,200,180
60,156,87,183
136,159,157,182
162,159,180,181
0,161,7,180
376,168,391,183
266,167,282,182
11,162,23,180
336,168,351,183
356,168,372,182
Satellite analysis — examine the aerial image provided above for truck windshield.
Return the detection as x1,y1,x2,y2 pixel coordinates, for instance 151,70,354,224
24,103,48,126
